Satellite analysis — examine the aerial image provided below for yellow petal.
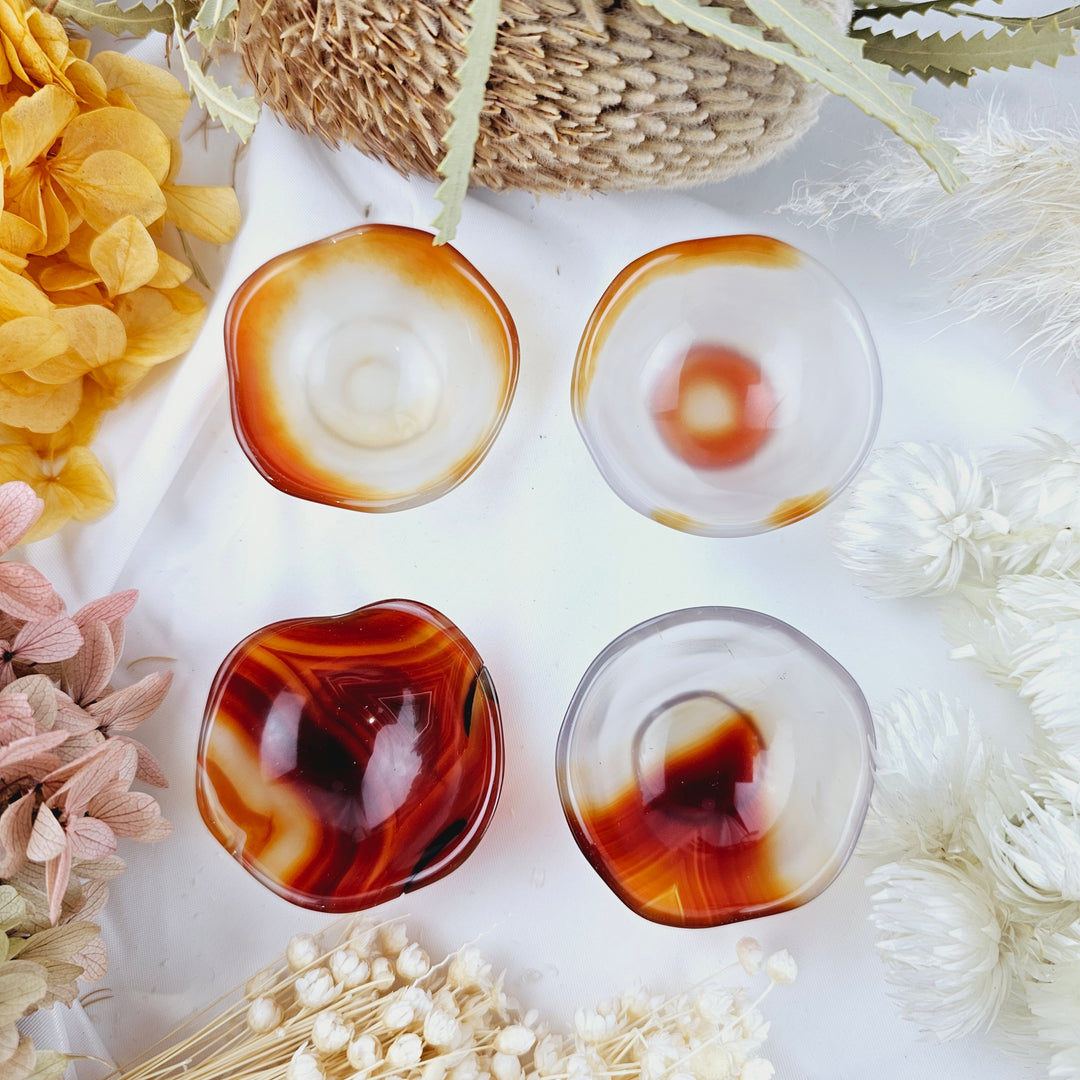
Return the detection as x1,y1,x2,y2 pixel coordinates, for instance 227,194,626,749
88,359,146,400
67,38,91,61
1,84,78,172
115,284,205,367
163,184,241,245
23,351,91,385
0,316,68,374
147,249,192,289
0,442,45,487
0,210,42,258
0,251,27,273
91,52,190,139
0,374,81,432
24,305,123,385
0,265,50,319
25,8,70,70
63,57,109,108
52,304,125,365
23,350,91,385
36,179,70,256
36,261,100,292
89,215,158,296
59,107,171,185
21,380,108,458
62,222,96,270
0,0,50,85
22,444,114,540
54,149,166,233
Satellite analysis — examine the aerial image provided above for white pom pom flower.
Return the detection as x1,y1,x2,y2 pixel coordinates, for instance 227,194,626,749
295,968,339,1010
862,691,995,862
312,1012,353,1055
287,934,321,972
868,858,1010,1039
287,1047,324,1080
987,432,1080,576
735,938,763,977
1013,622,1080,753
1027,957,1080,1080
764,951,797,986
245,995,282,1034
834,443,1003,598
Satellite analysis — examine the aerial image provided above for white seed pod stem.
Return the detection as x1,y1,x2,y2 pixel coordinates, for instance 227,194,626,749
246,995,283,1034
287,1047,325,1080
312,1011,354,1055
386,1032,424,1069
287,934,322,972
397,942,431,980
494,1026,536,1057
296,967,340,1009
347,1034,383,1072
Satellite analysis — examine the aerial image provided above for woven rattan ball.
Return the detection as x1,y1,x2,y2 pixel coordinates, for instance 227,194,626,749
235,0,851,194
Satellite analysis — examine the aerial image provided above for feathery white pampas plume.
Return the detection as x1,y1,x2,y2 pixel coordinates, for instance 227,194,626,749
786,114,1080,372
833,443,1003,597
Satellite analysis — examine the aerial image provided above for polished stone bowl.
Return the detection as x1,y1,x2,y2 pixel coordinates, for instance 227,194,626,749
557,606,874,927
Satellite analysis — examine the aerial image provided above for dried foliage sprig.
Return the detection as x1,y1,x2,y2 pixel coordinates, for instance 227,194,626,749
0,479,173,1079
834,432,1080,1073
785,114,1080,373
114,920,797,1080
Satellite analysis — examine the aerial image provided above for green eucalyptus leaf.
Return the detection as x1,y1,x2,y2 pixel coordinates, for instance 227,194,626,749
432,0,501,244
964,4,1080,30
854,0,984,24
194,0,238,47
853,20,1079,82
637,0,964,190
168,0,259,140
32,0,178,37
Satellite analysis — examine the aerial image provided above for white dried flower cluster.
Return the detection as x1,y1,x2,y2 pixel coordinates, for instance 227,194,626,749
785,114,1080,373
227,923,792,1080
835,432,1080,1073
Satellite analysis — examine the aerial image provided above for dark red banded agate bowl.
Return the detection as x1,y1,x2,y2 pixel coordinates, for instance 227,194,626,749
197,599,503,911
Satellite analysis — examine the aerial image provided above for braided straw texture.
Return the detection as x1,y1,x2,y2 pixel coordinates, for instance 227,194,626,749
236,0,851,194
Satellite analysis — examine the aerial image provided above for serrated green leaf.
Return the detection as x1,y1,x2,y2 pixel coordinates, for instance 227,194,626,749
854,0,984,24
639,0,964,191
965,4,1080,31
853,21,1078,82
168,0,259,140
432,0,501,244
31,0,176,37
194,0,238,47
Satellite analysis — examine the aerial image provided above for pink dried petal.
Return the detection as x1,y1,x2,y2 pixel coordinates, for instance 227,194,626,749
73,853,125,880
11,617,82,665
44,845,72,924
0,563,65,622
73,934,107,982
5,676,58,732
27,806,66,862
0,729,69,777
114,736,168,788
62,621,115,706
0,482,44,555
86,790,170,841
0,791,36,877
72,879,109,922
89,670,172,733
72,590,137,629
0,691,35,740
52,692,99,735
44,739,131,811
66,815,115,861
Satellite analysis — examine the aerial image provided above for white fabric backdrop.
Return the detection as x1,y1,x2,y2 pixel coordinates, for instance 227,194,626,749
21,44,1080,1080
